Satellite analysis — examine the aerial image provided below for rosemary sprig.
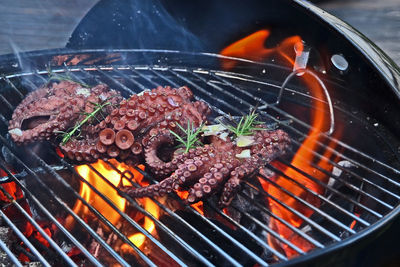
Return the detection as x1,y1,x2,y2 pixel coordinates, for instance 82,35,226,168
226,110,264,137
61,101,112,144
169,121,204,153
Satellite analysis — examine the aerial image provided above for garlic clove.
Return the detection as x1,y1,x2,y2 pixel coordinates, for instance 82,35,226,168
219,132,229,141
236,135,255,147
236,149,251,158
202,124,227,136
9,128,23,136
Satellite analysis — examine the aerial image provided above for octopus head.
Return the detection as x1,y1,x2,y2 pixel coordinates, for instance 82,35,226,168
8,80,120,144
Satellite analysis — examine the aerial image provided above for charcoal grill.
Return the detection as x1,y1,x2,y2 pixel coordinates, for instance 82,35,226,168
0,48,399,266
1,0,400,266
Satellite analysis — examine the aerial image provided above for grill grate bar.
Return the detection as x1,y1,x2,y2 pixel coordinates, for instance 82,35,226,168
235,207,306,254
95,68,137,95
32,72,48,83
167,69,244,116
276,157,381,220
0,114,8,127
129,67,161,86
0,140,120,266
269,104,400,190
265,161,369,227
178,197,272,265
284,138,397,208
0,94,14,111
0,209,51,267
92,67,145,93
209,201,297,257
0,176,78,266
0,238,23,267
2,165,67,181
1,76,24,100
237,190,325,248
244,180,341,242
257,172,356,234
21,77,41,92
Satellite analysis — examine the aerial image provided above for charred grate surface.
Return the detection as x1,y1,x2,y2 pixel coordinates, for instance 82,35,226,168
0,54,399,266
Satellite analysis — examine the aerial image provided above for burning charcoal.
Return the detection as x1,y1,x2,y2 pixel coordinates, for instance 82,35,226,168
226,177,268,225
302,162,370,244
0,226,13,267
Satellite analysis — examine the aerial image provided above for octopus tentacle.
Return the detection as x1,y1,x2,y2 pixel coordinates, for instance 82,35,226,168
144,130,178,176
61,139,99,162
219,176,241,207
123,176,176,198
187,161,231,203
173,154,211,188
219,163,255,207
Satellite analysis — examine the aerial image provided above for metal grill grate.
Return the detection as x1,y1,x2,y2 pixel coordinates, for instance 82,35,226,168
0,52,399,266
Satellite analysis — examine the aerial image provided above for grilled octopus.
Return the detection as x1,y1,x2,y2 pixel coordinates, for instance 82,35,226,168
8,80,290,206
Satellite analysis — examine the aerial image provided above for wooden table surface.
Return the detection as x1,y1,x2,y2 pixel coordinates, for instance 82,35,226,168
0,0,97,54
320,0,400,65
0,0,398,65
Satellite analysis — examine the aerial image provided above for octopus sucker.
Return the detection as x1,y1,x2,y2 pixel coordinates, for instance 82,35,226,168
9,80,290,206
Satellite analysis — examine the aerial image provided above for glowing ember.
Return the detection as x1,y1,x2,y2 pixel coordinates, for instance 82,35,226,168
177,191,204,215
350,213,361,230
0,169,54,262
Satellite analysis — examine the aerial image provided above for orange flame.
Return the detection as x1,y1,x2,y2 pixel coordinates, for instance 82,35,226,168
262,50,342,258
177,191,204,215
68,159,161,249
220,30,342,257
220,30,302,70
349,213,361,230
122,197,159,251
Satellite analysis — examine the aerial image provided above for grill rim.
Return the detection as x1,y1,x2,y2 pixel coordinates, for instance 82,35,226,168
292,0,400,99
0,49,400,265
